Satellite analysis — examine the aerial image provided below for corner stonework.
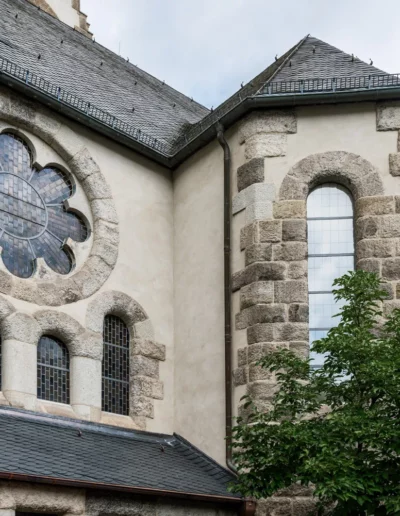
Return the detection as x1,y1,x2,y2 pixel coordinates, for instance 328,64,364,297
376,101,400,176
232,109,303,418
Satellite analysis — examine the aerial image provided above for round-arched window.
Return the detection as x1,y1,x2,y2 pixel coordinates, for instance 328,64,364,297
102,315,130,416
0,133,88,278
307,183,355,369
37,335,70,404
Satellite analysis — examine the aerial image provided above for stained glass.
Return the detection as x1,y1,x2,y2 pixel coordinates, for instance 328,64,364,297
307,184,354,370
0,133,88,278
37,335,70,404
102,315,130,416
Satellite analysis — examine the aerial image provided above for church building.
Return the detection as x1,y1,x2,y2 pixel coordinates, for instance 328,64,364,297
0,0,399,514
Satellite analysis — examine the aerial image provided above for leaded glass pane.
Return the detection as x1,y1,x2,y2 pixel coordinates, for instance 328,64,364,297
0,133,88,278
102,315,130,416
37,335,70,404
307,184,354,369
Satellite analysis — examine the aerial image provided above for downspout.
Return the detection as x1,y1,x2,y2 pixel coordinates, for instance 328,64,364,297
216,123,235,473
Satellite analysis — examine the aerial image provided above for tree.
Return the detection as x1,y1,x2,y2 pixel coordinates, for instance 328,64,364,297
231,270,400,515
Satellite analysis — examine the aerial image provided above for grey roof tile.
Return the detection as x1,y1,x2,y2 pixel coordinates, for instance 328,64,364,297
0,407,239,498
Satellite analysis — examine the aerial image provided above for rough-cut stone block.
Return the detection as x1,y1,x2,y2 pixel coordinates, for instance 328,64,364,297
383,300,400,317
82,172,112,200
3,313,40,344
131,339,166,361
377,101,400,130
395,196,400,214
290,341,309,358
276,484,314,497
273,200,306,219
282,219,307,241
357,215,400,240
236,304,287,330
381,282,394,300
291,498,317,516
131,355,159,379
130,396,154,418
248,342,288,363
238,347,248,367
245,133,287,159
90,238,119,267
233,183,276,215
237,158,264,192
288,261,308,279
247,323,274,345
239,110,297,144
357,239,395,259
279,175,308,200
0,270,12,296
232,262,286,291
259,220,282,242
356,196,394,217
255,498,292,516
240,222,258,250
273,242,307,262
382,258,400,280
131,376,163,400
233,366,248,386
93,219,119,248
274,281,308,303
240,281,274,309
68,147,100,180
289,304,309,322
358,258,381,275
246,202,273,223
91,199,119,224
249,363,274,382
245,243,272,266
273,323,309,342
389,153,400,176
247,380,279,402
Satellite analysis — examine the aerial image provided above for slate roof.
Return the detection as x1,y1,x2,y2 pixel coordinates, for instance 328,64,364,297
0,407,239,500
0,0,209,151
0,0,398,165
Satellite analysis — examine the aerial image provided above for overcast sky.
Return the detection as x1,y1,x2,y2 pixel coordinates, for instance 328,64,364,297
81,0,400,109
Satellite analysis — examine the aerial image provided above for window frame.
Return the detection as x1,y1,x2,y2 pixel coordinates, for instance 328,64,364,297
37,334,70,404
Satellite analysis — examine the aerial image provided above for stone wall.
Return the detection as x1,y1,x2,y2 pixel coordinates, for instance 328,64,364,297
231,104,400,514
0,482,237,516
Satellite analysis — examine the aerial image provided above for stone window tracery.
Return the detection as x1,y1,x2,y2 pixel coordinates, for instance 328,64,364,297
102,314,130,416
0,132,88,278
37,335,70,404
307,183,355,369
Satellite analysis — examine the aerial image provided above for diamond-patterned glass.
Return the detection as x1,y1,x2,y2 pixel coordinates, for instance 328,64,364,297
37,335,70,404
102,315,130,416
307,184,354,369
0,133,88,278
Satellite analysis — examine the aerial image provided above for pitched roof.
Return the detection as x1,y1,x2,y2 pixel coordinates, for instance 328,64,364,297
0,0,209,153
0,407,239,501
0,2,398,166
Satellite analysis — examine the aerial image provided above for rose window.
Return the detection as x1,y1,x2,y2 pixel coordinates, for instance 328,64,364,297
0,132,88,278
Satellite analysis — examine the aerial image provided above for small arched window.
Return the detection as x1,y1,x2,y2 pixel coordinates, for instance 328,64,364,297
307,184,355,369
37,335,70,404
102,315,130,416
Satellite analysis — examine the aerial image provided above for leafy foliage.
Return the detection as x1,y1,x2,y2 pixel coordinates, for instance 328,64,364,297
231,271,400,515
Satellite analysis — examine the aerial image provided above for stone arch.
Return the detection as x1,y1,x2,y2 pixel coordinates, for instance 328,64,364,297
279,151,384,201
0,87,119,306
86,290,154,342
33,310,102,360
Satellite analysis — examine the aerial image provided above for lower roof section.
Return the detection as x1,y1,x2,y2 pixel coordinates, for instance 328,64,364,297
0,406,240,504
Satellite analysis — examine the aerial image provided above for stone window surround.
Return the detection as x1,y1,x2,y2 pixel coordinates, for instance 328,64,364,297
0,87,119,307
0,290,165,431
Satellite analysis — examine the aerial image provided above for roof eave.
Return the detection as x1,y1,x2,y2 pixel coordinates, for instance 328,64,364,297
0,471,243,506
169,86,400,168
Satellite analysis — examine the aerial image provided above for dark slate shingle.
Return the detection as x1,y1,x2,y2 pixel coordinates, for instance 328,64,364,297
0,407,239,498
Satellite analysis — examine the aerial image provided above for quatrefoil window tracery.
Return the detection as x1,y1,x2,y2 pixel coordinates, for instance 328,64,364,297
0,132,88,278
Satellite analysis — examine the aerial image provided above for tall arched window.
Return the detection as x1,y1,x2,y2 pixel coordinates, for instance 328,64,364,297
37,335,70,404
307,184,354,369
102,315,130,416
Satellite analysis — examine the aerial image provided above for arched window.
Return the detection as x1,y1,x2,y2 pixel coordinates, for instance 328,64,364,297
307,184,354,369
102,315,130,416
37,335,70,404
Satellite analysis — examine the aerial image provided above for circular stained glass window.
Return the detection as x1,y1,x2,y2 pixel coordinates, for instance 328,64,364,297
0,133,88,278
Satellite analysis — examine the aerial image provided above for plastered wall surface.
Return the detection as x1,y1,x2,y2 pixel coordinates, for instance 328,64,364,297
46,0,80,27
